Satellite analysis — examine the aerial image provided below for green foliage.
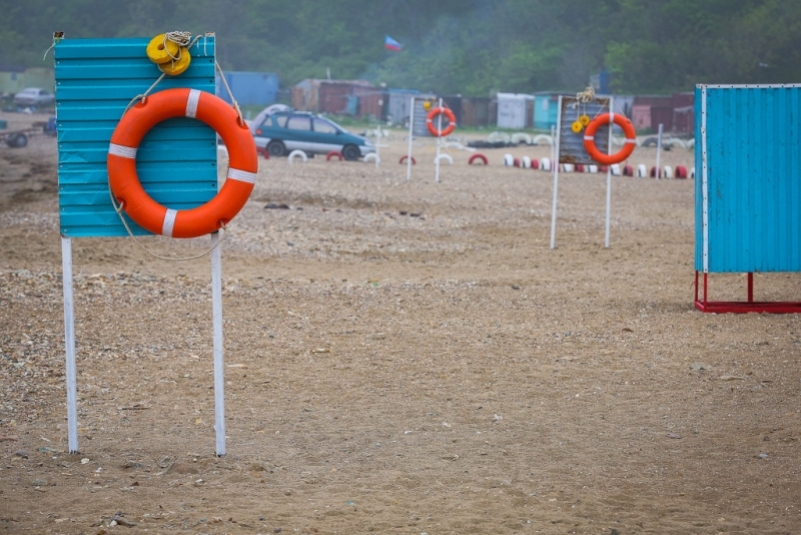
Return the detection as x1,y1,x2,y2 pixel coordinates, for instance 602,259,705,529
1,0,799,95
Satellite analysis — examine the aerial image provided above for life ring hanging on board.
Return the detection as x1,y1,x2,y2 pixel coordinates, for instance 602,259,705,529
107,88,257,238
583,112,636,165
426,107,456,137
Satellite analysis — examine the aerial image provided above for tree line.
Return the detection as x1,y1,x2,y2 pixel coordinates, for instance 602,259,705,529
2,0,799,95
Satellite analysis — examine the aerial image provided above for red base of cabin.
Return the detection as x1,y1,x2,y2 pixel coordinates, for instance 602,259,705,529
694,271,801,314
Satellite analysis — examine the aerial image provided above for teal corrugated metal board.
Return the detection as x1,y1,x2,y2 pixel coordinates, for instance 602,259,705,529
55,37,217,237
695,85,801,272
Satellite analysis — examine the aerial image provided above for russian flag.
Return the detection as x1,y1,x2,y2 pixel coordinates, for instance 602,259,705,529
384,35,402,51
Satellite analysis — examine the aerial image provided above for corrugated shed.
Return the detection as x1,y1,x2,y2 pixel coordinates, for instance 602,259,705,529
558,96,611,165
460,97,490,127
55,37,217,238
353,86,382,118
650,106,674,131
534,94,560,130
385,90,418,125
631,104,652,131
496,93,533,129
695,84,801,272
291,79,374,114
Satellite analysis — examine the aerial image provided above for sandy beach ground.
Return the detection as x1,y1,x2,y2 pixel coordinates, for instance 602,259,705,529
1,112,799,534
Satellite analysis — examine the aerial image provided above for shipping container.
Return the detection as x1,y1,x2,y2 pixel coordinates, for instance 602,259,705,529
216,71,278,106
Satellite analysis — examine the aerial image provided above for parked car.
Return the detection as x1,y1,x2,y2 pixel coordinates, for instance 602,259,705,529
12,88,55,108
252,111,374,160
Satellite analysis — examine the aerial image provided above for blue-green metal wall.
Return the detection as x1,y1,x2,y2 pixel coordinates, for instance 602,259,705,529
695,84,801,273
55,37,217,238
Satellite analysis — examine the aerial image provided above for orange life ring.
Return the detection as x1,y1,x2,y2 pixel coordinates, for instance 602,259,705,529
583,112,636,165
426,107,456,137
107,88,257,238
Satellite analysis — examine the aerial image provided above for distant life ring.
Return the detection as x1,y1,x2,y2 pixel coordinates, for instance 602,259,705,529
468,153,488,165
399,155,416,165
426,107,456,137
107,88,257,238
326,150,343,161
583,113,636,165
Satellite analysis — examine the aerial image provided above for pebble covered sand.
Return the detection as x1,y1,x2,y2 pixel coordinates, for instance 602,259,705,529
1,112,800,533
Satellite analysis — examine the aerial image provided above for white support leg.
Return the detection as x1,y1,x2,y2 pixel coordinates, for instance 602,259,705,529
61,237,79,453
550,95,563,249
655,123,663,179
434,98,443,184
406,97,414,181
604,96,614,248
211,231,225,456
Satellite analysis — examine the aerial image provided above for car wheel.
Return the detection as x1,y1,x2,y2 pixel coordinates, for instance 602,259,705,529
7,133,28,148
342,144,361,161
266,140,286,157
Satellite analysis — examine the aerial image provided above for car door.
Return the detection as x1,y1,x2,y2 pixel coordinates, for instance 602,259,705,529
283,115,312,152
309,117,342,153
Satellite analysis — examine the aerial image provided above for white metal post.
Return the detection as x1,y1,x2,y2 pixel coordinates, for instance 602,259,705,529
435,98,443,184
211,231,225,456
61,237,79,453
374,125,381,169
655,123,663,179
604,96,614,248
701,87,709,272
550,124,556,165
550,95,563,249
406,97,414,181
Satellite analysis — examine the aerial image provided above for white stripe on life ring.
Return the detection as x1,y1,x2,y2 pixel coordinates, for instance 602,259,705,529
625,138,637,144
186,89,201,118
584,136,594,141
227,168,257,184
161,208,178,237
108,143,137,159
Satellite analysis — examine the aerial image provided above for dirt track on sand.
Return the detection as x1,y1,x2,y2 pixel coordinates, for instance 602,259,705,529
1,116,800,534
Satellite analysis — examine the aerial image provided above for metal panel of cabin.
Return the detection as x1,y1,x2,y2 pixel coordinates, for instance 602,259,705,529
558,96,610,165
55,36,218,238
695,84,801,273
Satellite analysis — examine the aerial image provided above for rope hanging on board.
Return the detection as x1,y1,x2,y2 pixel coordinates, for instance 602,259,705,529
108,32,250,261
